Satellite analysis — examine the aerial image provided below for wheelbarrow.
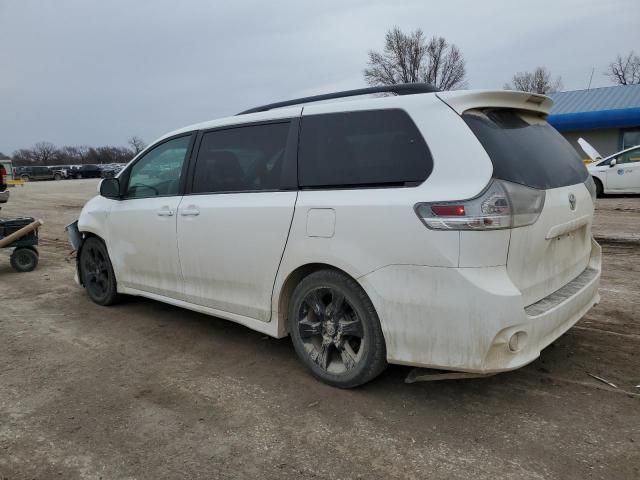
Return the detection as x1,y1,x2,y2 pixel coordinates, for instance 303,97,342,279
0,217,43,272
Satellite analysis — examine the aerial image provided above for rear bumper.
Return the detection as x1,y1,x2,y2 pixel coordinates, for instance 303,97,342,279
359,238,601,373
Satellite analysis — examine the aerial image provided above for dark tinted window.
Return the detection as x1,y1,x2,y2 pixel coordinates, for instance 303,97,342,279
299,109,432,188
193,122,290,193
463,109,588,189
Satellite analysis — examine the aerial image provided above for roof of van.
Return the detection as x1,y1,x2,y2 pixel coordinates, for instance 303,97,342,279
157,88,553,144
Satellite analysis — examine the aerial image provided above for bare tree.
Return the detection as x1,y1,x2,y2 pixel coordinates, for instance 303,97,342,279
59,145,91,165
11,149,36,166
504,67,563,94
424,36,467,91
128,136,146,155
92,146,133,164
605,51,640,85
12,142,137,166
31,142,59,165
364,26,467,90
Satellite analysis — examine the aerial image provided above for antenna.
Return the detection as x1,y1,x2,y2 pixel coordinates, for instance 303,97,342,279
587,67,595,90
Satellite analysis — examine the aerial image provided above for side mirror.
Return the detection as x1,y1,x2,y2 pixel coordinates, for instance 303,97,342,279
609,158,617,168
99,178,121,199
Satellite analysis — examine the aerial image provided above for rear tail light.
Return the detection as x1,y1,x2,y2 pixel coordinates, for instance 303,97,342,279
430,205,466,216
0,165,6,184
415,179,545,230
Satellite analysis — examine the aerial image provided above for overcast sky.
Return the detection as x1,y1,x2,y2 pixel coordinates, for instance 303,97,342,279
1,0,637,153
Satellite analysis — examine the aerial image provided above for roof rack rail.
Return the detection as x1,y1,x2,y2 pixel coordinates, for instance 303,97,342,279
236,83,439,115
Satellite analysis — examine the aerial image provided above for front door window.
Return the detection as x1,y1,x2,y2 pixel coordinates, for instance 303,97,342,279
126,136,191,199
616,147,640,165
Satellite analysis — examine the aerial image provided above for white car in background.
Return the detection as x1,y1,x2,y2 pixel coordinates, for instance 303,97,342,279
70,85,601,388
579,138,640,196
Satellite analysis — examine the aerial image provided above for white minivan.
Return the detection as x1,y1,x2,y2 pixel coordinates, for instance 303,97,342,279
70,84,601,387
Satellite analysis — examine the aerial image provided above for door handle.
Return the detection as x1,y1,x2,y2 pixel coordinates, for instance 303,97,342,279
180,207,200,217
156,207,175,217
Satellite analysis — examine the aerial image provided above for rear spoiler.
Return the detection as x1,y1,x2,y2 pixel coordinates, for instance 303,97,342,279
436,90,553,116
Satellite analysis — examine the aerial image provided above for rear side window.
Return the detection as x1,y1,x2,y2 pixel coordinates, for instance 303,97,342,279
299,109,432,188
463,109,588,189
192,122,290,193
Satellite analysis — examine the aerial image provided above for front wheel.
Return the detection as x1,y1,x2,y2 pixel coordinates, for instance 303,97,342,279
53,173,62,181
79,237,120,306
288,270,387,388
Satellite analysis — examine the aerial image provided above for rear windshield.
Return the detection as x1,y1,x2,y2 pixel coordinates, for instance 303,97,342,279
463,109,588,189
299,109,433,188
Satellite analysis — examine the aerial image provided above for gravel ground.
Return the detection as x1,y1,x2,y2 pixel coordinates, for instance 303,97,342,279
0,180,639,479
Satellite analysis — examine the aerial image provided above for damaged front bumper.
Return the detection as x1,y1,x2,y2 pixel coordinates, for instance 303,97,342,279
66,220,82,251
65,220,83,286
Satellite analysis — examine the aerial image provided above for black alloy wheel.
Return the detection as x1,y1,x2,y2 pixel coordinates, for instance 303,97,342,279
79,237,120,305
298,286,364,373
288,270,387,388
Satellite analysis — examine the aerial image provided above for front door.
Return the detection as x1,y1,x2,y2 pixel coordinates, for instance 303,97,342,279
106,134,193,299
607,147,640,192
177,120,298,322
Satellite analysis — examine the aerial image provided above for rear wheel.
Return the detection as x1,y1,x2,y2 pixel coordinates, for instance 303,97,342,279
288,270,387,388
53,173,62,181
594,177,604,197
21,174,30,182
79,237,120,306
10,247,38,272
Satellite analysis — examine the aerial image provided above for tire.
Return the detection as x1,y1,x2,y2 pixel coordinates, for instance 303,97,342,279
10,247,38,272
288,269,387,388
594,177,604,198
53,173,62,181
21,175,30,182
79,237,120,306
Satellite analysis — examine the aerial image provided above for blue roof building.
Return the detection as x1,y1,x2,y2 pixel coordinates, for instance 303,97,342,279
548,84,640,158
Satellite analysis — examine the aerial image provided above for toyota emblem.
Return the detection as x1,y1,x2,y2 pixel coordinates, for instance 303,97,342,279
568,193,576,211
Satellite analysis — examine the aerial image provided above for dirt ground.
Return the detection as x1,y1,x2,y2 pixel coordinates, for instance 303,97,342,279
0,180,638,480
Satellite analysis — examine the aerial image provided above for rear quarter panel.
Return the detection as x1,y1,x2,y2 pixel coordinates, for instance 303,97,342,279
272,93,494,333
